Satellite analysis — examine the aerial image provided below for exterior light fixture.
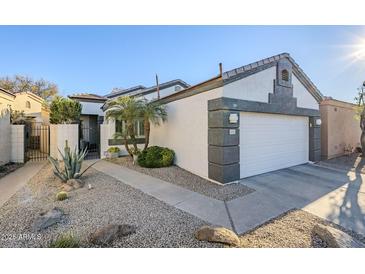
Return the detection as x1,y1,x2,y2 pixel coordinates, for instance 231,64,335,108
315,118,322,126
229,113,238,124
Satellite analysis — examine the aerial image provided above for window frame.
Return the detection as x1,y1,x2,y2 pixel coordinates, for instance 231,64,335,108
115,119,145,138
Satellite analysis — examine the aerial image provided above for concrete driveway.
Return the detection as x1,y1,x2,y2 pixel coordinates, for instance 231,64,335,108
230,164,365,235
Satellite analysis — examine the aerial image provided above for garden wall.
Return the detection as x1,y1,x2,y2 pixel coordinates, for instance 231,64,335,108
10,125,25,163
320,98,361,159
0,112,11,165
50,124,79,160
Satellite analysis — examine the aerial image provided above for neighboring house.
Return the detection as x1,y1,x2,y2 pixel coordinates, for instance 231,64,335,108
0,87,16,113
320,97,361,159
12,91,50,124
0,88,49,124
68,93,107,156
146,53,323,184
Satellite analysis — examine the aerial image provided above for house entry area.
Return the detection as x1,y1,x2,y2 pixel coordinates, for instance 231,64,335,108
80,115,100,159
24,123,50,161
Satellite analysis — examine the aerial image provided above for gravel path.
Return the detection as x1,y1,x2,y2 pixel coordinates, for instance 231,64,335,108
239,209,365,248
0,163,221,248
107,157,254,201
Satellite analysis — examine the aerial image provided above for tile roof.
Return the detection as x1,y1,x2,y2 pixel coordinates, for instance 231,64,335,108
0,87,16,97
105,79,190,99
68,93,107,102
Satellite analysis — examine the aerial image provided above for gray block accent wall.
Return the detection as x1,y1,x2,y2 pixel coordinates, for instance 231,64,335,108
208,108,240,184
207,60,321,183
309,116,321,162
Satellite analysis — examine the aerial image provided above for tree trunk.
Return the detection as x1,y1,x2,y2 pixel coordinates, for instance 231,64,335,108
361,109,365,157
143,119,150,151
123,136,133,157
126,121,138,153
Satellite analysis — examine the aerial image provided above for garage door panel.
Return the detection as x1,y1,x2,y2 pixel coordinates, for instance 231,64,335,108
240,112,309,178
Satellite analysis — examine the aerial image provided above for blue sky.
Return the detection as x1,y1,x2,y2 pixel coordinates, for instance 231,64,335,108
1,25,365,102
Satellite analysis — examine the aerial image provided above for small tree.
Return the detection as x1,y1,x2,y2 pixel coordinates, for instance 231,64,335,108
355,81,365,156
105,96,144,157
141,101,167,150
50,96,82,124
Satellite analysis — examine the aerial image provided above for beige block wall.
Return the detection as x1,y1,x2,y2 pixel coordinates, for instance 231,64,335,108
0,112,11,165
50,124,79,160
320,99,361,159
10,125,25,163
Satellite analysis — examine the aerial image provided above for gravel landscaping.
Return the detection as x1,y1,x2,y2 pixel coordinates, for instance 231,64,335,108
239,209,365,248
319,152,365,173
0,163,222,248
107,156,254,201
0,162,24,179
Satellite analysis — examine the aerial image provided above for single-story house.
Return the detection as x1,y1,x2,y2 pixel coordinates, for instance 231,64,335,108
146,53,323,184
320,97,361,159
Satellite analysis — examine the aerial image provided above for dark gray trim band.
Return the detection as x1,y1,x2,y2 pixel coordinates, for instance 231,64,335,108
208,97,320,117
108,138,145,146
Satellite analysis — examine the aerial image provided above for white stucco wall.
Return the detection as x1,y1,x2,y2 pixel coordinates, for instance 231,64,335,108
222,66,319,110
149,87,223,179
143,85,185,101
50,124,79,160
80,101,104,116
292,74,319,110
223,66,276,103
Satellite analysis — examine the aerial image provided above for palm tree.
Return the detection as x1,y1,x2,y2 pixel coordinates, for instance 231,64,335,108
141,100,167,150
105,96,144,157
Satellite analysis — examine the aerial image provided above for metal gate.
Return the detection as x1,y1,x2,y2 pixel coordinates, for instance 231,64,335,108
24,123,50,161
79,125,100,159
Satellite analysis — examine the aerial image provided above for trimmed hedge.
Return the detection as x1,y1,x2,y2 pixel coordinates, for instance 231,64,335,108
137,146,175,168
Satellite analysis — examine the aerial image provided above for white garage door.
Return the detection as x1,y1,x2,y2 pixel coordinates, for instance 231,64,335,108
240,112,309,178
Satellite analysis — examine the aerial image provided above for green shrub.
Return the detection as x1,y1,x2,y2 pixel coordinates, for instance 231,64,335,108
50,96,82,124
56,191,68,201
0,165,6,173
49,233,80,248
138,146,174,168
107,147,120,153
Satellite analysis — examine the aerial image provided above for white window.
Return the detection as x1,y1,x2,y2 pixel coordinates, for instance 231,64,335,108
115,119,145,137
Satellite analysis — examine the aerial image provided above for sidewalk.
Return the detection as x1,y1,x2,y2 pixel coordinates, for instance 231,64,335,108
86,160,233,230
0,161,46,207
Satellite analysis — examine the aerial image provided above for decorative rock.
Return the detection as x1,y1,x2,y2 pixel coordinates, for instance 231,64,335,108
89,224,137,246
61,184,74,192
32,207,64,231
313,224,365,248
195,226,240,246
66,179,84,189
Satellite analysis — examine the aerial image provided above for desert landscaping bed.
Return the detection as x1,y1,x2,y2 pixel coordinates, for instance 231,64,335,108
239,209,365,248
107,157,254,201
319,152,365,174
0,162,24,180
0,163,222,248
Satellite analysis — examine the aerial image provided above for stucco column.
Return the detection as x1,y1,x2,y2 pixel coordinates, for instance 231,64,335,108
208,109,240,184
309,116,321,162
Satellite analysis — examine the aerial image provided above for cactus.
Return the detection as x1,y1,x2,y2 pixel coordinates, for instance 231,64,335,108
56,191,68,201
48,140,88,182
